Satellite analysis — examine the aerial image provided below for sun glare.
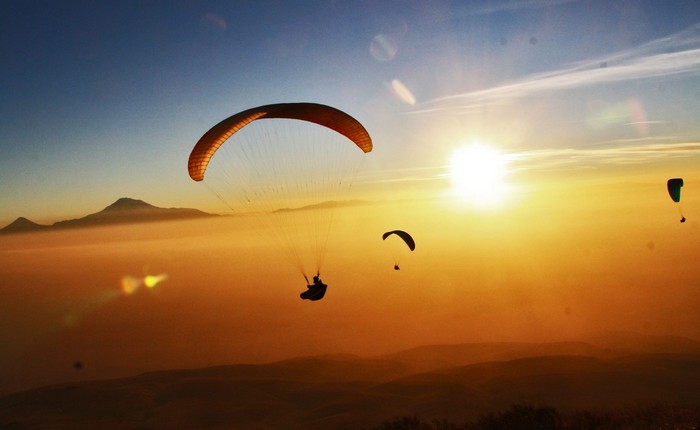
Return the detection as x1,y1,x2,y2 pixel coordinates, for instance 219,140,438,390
448,141,511,207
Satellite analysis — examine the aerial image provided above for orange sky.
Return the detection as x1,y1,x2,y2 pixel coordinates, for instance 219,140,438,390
2,161,700,393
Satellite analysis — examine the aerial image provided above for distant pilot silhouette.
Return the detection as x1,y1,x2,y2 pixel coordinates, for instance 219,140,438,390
300,275,327,301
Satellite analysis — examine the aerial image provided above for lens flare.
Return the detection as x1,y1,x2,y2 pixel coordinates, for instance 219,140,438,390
391,79,416,105
60,289,121,330
121,273,168,294
203,13,227,31
121,276,142,295
370,34,397,62
144,274,168,288
587,98,649,136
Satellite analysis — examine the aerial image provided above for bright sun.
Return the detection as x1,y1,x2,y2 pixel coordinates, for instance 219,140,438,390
448,140,511,207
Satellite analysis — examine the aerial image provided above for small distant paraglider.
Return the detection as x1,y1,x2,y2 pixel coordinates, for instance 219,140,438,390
382,230,415,270
667,178,686,223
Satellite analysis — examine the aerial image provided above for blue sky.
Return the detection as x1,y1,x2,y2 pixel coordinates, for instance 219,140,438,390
3,0,700,223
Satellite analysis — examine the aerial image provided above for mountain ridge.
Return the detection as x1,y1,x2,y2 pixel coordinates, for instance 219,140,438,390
2,340,699,429
0,198,216,234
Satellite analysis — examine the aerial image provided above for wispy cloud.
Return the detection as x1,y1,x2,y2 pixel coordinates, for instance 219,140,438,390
359,166,447,185
453,0,579,18
414,23,700,115
365,142,700,184
510,141,700,172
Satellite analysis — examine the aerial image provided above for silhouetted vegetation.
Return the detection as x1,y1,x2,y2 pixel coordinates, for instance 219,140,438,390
368,404,700,430
372,415,433,430
472,405,562,429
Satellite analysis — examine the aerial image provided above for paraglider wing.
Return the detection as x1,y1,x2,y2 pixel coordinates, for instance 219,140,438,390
667,178,683,203
382,230,416,251
188,103,373,181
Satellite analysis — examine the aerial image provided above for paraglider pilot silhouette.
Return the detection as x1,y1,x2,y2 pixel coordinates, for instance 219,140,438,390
300,273,327,301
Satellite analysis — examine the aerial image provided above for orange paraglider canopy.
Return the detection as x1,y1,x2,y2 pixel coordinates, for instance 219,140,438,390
188,103,373,181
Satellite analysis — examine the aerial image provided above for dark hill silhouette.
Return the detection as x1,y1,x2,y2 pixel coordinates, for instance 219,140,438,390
375,341,611,374
2,338,700,429
0,216,50,234
581,330,700,355
0,198,216,234
374,353,700,424
272,198,372,213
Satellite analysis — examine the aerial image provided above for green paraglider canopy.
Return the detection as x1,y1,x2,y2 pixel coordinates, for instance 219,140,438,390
667,178,683,203
667,178,686,222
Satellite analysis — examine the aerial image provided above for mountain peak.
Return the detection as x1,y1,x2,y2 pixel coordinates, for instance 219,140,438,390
9,217,42,228
0,217,49,234
103,198,156,212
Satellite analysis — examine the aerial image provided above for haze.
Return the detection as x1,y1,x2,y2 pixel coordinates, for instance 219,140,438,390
2,165,699,394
